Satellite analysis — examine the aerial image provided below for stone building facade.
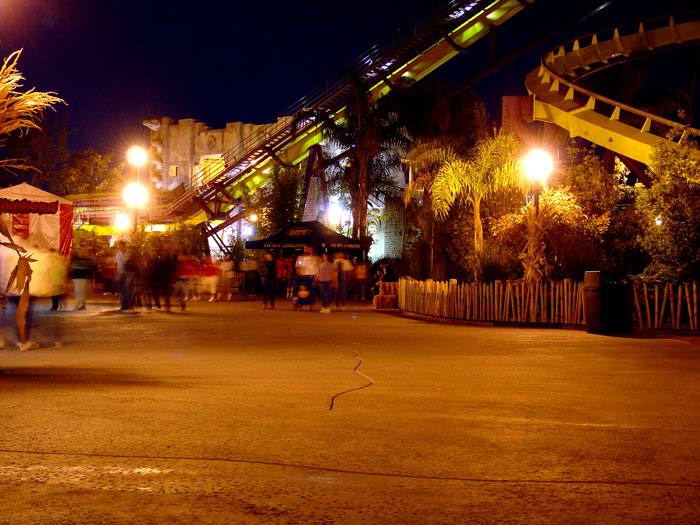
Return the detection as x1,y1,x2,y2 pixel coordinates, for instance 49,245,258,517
141,117,283,192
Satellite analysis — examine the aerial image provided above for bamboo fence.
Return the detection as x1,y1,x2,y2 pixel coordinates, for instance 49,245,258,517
632,281,699,331
398,278,585,325
398,278,700,331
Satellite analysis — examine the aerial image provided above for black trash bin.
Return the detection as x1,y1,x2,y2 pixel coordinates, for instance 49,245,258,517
583,271,633,334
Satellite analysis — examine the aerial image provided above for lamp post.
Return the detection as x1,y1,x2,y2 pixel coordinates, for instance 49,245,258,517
523,149,553,215
125,146,148,234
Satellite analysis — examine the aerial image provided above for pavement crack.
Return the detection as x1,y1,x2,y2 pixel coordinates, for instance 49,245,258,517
1,449,699,489
329,351,374,410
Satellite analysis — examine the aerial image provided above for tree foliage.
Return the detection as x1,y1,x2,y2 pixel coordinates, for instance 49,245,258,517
405,130,522,279
493,189,609,282
320,72,410,248
52,148,125,196
635,141,700,282
243,166,304,239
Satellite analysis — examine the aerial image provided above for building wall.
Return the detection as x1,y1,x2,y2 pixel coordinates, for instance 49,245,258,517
142,117,280,192
383,198,405,260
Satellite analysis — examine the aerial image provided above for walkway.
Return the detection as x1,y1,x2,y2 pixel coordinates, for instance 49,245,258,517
1,298,699,523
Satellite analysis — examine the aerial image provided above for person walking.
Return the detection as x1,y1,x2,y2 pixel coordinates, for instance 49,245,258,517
285,254,296,298
115,240,137,312
47,248,68,311
354,258,369,301
317,252,335,314
69,248,93,310
219,254,234,301
333,251,353,310
262,252,277,310
150,249,175,312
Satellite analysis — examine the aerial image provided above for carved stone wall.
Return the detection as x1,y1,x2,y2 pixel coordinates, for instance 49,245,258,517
383,199,405,260
142,117,280,192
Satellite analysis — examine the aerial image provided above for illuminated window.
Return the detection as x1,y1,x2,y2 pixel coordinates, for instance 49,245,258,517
169,165,178,177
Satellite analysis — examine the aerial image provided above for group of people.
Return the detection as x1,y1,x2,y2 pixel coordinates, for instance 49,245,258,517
1,240,399,349
24,241,240,314
259,247,396,314
111,241,239,313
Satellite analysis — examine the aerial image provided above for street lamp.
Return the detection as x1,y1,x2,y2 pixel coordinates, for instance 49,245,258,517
127,146,147,183
123,182,148,234
126,146,148,233
523,149,553,214
328,202,342,227
114,213,131,231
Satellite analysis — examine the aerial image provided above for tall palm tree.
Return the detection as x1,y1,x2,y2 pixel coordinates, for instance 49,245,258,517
321,72,410,250
405,130,522,279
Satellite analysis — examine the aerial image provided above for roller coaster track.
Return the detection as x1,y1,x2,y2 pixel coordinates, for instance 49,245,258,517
164,0,533,223
526,11,700,173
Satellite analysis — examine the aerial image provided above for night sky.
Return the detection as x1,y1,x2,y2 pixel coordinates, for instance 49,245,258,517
0,0,698,157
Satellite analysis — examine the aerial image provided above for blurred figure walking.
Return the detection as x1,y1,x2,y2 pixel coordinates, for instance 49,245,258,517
47,248,68,311
262,252,277,310
333,251,353,310
69,248,94,310
354,258,369,301
317,252,335,314
151,249,175,312
116,240,137,312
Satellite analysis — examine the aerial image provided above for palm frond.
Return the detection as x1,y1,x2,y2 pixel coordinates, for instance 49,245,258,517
0,50,65,137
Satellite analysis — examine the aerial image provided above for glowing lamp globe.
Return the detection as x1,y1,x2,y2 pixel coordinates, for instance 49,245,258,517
328,203,342,227
114,213,131,231
123,182,148,208
127,146,147,166
523,149,553,185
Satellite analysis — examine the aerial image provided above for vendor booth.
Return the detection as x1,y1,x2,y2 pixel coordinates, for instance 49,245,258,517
245,220,362,254
0,183,74,255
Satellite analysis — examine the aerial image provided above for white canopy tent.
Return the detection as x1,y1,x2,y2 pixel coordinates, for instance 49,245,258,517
0,183,74,297
0,183,74,254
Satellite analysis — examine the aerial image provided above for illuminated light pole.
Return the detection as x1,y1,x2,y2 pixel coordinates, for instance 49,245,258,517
126,146,148,233
114,213,131,232
248,213,258,223
127,146,147,184
123,182,148,234
523,149,553,215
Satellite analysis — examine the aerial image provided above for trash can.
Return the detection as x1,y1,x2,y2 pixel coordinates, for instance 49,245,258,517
583,271,633,334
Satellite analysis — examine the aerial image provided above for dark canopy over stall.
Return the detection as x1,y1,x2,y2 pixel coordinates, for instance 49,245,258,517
245,221,361,253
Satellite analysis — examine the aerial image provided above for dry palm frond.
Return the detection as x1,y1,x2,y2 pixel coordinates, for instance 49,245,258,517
0,50,65,137
0,49,62,328
0,158,40,172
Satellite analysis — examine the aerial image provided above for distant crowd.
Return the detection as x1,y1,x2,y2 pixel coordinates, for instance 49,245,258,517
1,242,398,349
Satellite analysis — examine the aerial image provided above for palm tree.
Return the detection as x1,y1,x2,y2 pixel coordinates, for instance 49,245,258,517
0,50,63,346
321,72,410,250
0,50,64,172
405,130,522,279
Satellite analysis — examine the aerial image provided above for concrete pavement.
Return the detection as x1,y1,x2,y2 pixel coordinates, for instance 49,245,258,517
1,296,700,523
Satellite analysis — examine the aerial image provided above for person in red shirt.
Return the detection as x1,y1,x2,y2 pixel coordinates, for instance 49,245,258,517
275,253,288,297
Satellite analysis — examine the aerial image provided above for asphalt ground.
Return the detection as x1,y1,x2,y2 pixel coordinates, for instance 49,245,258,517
1,295,700,523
